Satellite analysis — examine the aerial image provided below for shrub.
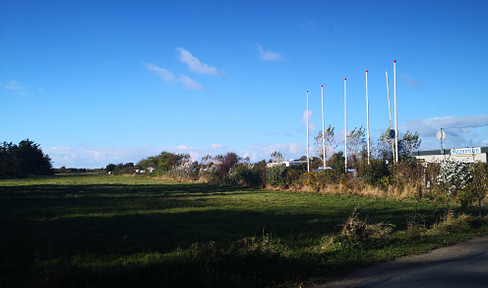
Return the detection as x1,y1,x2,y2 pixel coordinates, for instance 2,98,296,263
282,165,306,188
266,165,286,187
436,160,474,207
299,172,326,192
358,159,390,187
227,162,267,187
167,162,199,180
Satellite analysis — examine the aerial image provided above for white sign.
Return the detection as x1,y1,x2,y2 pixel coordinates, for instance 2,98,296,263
451,147,481,156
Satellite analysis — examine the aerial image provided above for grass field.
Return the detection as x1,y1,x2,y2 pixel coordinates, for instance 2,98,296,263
1,174,487,287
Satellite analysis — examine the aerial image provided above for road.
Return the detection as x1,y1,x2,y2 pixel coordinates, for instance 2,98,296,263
314,236,488,288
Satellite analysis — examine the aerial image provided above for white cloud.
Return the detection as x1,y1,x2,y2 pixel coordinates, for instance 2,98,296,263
401,115,488,150
1,80,27,96
400,74,421,88
301,110,312,125
46,142,314,168
301,19,315,29
211,144,222,149
176,48,220,76
45,146,162,169
144,63,205,90
301,110,317,132
256,44,284,62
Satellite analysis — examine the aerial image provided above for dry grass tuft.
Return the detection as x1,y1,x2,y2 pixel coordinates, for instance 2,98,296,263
338,207,395,247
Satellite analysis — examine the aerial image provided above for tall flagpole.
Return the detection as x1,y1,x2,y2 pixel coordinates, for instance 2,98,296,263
366,70,370,165
321,85,326,170
307,90,310,172
394,60,399,163
344,78,348,174
386,71,395,163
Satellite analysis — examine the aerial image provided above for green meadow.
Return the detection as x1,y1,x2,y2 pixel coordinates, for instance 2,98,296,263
1,174,486,287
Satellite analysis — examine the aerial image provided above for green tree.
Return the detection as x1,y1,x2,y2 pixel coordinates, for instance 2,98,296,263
347,126,366,167
328,151,345,173
314,125,336,160
270,151,284,163
219,152,241,180
0,139,53,178
399,131,422,159
375,129,422,162
105,163,116,173
375,128,395,162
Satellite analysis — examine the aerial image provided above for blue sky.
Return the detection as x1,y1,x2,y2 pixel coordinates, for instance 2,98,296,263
1,0,488,168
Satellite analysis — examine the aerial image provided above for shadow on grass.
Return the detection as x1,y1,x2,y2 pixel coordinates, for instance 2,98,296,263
2,179,480,288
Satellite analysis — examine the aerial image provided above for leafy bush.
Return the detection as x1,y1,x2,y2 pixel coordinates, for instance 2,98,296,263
282,164,306,187
299,172,323,192
436,160,474,207
227,162,267,187
266,165,286,187
358,159,390,187
167,162,200,180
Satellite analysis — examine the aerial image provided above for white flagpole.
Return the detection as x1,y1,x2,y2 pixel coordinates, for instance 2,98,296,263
394,60,399,163
366,70,370,165
321,85,326,170
386,71,395,162
307,90,310,172
344,78,348,174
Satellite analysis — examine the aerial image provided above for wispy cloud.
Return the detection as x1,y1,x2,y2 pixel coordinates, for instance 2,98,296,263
45,144,232,168
401,115,488,149
256,44,284,62
176,48,220,76
400,74,421,88
46,142,315,169
1,80,27,96
211,144,223,149
144,63,205,90
301,19,316,29
301,110,317,132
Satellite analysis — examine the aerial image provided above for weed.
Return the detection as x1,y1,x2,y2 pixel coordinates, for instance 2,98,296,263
338,207,395,247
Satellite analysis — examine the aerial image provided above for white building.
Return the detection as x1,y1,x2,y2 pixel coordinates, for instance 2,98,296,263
413,146,488,163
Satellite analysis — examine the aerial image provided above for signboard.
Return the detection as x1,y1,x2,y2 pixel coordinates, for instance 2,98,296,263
388,129,395,139
451,147,481,156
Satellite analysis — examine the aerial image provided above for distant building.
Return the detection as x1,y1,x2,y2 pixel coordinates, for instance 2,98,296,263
413,146,488,163
266,159,307,168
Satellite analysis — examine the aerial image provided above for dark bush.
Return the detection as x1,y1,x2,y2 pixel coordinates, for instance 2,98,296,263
358,159,390,187
282,164,306,187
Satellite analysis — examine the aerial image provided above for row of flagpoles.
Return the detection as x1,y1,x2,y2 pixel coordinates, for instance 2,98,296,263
306,60,398,173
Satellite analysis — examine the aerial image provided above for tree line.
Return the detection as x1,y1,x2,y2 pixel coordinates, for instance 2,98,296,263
0,139,53,179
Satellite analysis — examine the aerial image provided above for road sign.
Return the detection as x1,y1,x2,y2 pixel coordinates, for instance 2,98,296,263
436,130,446,140
388,129,395,139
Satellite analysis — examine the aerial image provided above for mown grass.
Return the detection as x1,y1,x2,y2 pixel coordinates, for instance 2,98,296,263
1,174,486,287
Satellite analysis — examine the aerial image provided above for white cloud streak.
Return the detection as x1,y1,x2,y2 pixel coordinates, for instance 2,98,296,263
144,63,205,90
176,48,220,76
400,74,421,88
256,44,284,62
46,142,313,169
301,110,317,133
1,80,27,96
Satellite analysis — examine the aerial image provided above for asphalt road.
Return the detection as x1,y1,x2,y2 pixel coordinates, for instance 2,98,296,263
314,236,488,288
